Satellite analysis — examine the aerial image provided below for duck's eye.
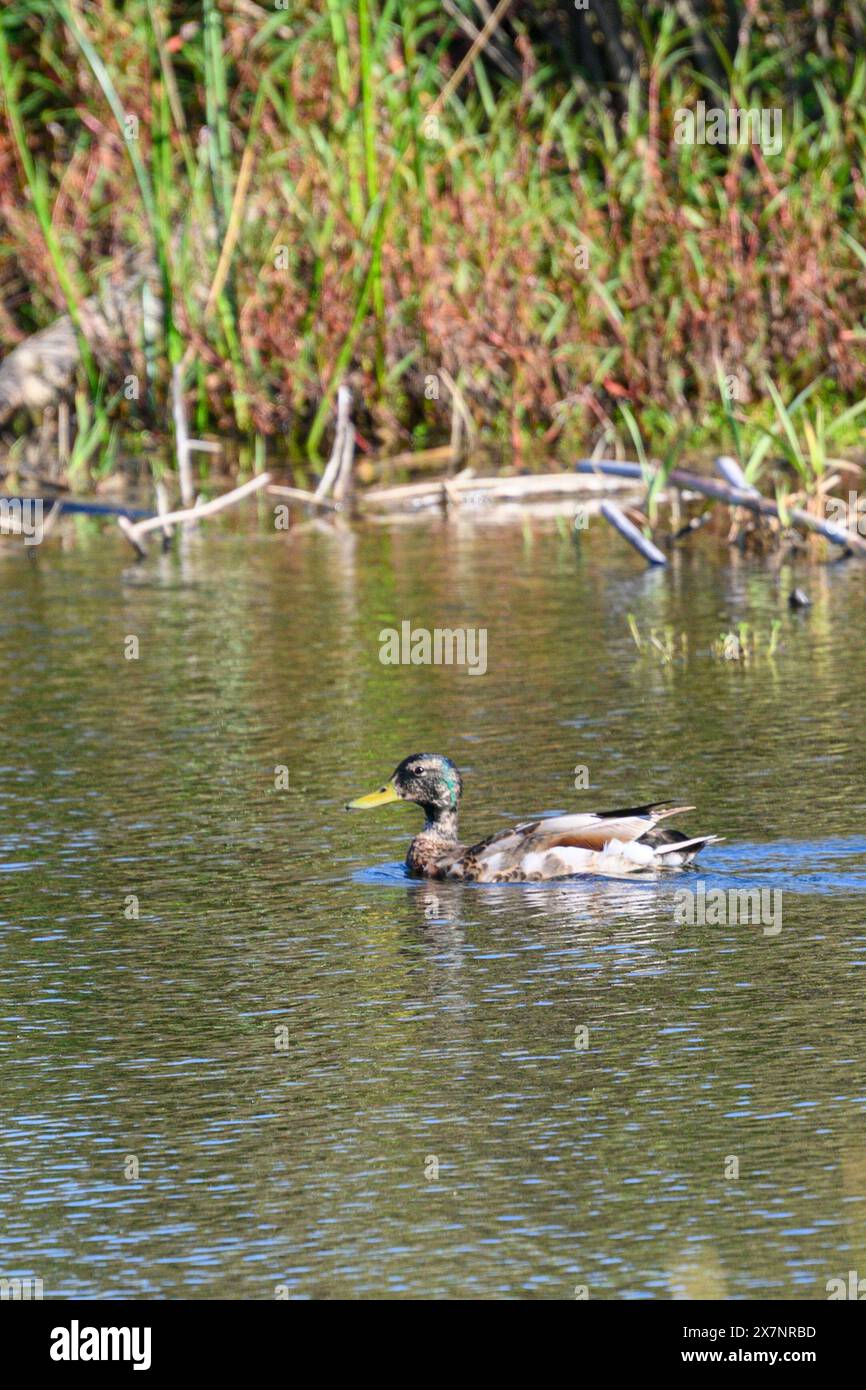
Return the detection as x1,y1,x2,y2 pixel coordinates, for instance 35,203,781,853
411,766,425,776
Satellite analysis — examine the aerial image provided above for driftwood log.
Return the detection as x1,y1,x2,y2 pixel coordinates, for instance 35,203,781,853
355,467,635,514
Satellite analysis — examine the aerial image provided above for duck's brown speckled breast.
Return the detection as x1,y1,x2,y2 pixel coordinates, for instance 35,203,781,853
406,831,469,880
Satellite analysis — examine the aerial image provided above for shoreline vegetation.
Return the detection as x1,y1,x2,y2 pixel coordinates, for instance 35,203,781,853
0,1,865,534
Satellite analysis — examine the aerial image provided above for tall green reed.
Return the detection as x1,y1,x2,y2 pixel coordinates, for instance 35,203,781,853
0,16,97,385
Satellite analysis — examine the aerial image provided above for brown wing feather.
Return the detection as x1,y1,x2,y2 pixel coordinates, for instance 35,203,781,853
543,828,623,852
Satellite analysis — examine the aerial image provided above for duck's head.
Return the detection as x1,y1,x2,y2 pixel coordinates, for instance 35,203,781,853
346,753,463,819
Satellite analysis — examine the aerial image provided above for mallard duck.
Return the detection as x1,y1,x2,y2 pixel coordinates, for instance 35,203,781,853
347,753,720,881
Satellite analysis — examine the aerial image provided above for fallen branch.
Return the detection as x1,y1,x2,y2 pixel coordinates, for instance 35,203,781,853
0,494,153,519
601,501,667,565
118,472,271,556
357,468,636,514
575,459,866,557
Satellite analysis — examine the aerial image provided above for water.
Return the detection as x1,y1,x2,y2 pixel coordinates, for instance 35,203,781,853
2,515,866,1299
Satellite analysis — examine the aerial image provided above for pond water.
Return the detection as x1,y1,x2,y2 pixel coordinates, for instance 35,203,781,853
1,512,866,1299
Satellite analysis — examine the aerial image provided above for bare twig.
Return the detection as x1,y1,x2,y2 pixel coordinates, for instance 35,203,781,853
315,386,353,500
441,0,520,78
427,0,514,118
118,472,271,555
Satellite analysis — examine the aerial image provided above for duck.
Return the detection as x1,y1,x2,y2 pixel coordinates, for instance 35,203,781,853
347,752,720,881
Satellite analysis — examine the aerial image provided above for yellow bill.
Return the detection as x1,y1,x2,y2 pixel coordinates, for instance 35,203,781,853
346,781,400,811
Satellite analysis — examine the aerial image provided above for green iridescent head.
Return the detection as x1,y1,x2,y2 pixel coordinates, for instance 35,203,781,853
347,753,463,815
